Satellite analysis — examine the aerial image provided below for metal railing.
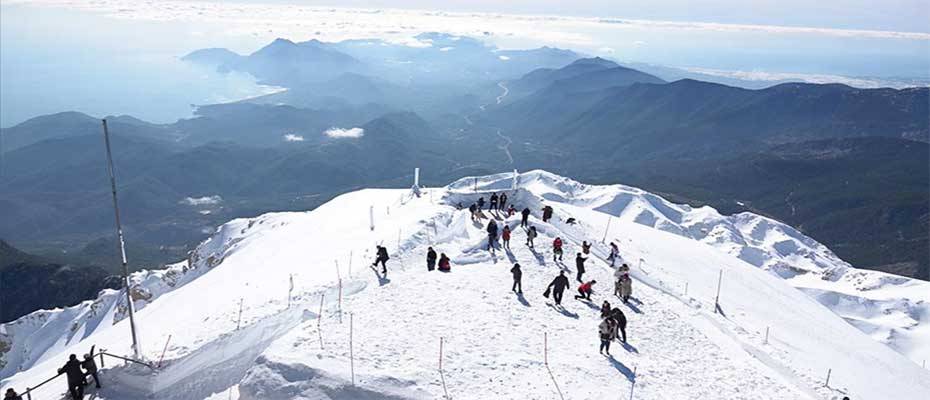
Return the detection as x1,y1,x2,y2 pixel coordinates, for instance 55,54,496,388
18,350,154,400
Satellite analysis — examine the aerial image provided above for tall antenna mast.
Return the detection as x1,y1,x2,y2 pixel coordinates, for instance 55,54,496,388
102,119,142,360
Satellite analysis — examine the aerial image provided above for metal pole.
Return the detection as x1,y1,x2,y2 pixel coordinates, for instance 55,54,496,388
763,327,769,345
350,313,355,386
684,282,689,296
714,269,723,313
369,206,375,231
102,119,142,360
824,368,832,387
439,337,444,371
544,332,548,365
157,335,172,368
348,251,353,278
288,274,294,308
628,366,638,400
602,216,612,243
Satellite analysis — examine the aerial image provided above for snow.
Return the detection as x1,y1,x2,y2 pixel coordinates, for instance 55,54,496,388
2,170,928,399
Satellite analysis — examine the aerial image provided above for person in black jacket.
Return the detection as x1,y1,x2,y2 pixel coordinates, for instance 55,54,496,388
547,271,570,305
520,207,531,228
82,353,101,388
611,307,628,342
477,197,485,210
373,246,389,274
58,354,84,399
487,220,499,250
426,247,437,271
511,263,523,293
489,193,499,211
499,193,508,211
575,253,588,282
4,389,23,400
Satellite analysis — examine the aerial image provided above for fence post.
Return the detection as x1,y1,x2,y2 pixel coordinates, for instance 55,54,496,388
369,206,375,231
684,282,689,296
348,251,353,278
157,334,172,368
824,368,832,387
544,331,548,365
763,327,769,345
602,216,612,244
350,313,355,386
25,388,31,400
318,293,325,350
288,274,294,308
236,298,244,330
439,337,450,399
336,260,343,323
713,269,723,314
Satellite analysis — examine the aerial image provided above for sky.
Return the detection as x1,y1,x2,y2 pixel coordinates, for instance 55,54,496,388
1,0,928,127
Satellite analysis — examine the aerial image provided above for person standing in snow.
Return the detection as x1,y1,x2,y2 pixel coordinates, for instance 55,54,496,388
607,242,620,267
546,270,570,305
520,207,531,228
574,280,596,300
552,237,564,262
487,220,499,250
542,205,553,223
600,300,612,319
4,389,23,400
618,273,633,303
582,241,591,255
58,354,84,399
511,263,523,293
469,203,478,222
575,252,588,282
599,317,616,355
426,247,437,271
502,225,511,250
477,197,486,210
611,307,628,342
526,226,538,248
614,263,630,296
438,253,451,272
499,193,508,211
82,353,101,389
489,193,499,211
373,245,390,274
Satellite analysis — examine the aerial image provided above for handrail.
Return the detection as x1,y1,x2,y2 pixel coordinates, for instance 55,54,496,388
17,350,153,400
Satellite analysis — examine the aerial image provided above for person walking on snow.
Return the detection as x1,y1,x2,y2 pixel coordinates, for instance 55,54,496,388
507,204,516,217
469,203,478,222
582,241,591,255
487,220,499,250
373,245,390,275
546,271,570,305
502,225,512,250
611,307,628,342
575,252,588,282
552,237,564,262
489,193,499,211
607,242,620,267
58,354,84,400
599,317,616,355
618,273,633,303
499,193,508,211
542,205,553,223
520,207,531,228
511,263,523,293
526,226,538,248
574,280,596,300
477,197,485,210
426,247,437,271
82,353,101,389
438,253,451,272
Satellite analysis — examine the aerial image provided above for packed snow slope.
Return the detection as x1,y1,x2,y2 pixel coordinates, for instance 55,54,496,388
2,170,928,400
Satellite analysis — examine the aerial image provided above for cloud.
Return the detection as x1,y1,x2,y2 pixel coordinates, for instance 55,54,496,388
680,66,930,89
498,55,510,61
598,46,615,54
181,195,223,206
439,46,454,52
283,133,305,142
324,127,364,138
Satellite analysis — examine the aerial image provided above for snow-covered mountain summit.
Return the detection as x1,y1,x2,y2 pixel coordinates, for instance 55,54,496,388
2,170,928,399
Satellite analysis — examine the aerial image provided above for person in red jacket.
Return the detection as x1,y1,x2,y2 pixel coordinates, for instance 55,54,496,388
437,253,451,272
502,225,511,249
552,237,564,262
574,280,596,300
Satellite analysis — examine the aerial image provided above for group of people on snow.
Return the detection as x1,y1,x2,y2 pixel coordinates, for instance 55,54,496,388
598,300,628,355
52,353,101,399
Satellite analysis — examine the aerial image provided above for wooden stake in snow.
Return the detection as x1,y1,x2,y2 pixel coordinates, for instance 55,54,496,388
317,294,325,350
349,313,355,386
628,366,638,400
763,326,770,345
714,269,723,314
157,334,172,368
824,368,832,387
236,298,244,330
287,274,294,309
